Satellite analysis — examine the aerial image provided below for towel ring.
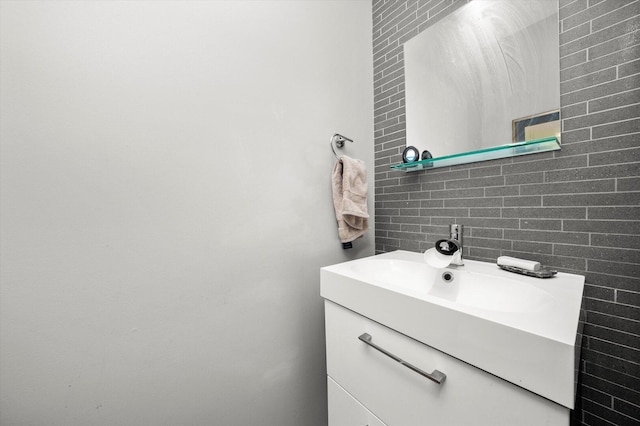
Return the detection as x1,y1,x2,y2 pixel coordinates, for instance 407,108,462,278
330,133,354,159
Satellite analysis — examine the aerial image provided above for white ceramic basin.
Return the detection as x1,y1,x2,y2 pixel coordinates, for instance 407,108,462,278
350,258,555,313
321,250,585,409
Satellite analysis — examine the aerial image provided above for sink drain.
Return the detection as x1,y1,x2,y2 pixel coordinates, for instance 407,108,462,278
441,271,454,283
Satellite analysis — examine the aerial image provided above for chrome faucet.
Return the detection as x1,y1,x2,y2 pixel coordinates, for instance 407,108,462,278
448,224,464,266
428,224,464,267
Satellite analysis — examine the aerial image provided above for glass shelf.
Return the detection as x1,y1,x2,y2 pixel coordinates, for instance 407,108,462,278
390,137,561,172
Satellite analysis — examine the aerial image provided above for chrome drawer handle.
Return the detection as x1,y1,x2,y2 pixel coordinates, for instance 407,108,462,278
358,333,446,385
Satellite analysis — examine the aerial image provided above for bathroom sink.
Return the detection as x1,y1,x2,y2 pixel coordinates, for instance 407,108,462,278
321,250,585,409
350,258,555,313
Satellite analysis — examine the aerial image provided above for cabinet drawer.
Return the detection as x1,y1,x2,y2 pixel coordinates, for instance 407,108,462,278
325,300,568,426
328,376,386,426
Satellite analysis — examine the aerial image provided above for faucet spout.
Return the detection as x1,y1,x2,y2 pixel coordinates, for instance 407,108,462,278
425,224,465,268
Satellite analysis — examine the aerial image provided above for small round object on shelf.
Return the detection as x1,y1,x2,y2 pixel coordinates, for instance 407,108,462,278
402,146,420,163
422,150,433,160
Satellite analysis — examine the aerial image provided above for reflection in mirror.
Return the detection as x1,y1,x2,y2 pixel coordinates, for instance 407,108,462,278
404,0,560,160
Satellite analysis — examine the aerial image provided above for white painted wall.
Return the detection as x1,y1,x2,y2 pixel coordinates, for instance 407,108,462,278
0,1,374,424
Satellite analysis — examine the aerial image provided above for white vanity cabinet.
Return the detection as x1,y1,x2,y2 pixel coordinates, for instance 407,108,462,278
324,300,570,426
328,376,387,426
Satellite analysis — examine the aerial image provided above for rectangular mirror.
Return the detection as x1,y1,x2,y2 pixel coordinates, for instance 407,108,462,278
401,0,560,170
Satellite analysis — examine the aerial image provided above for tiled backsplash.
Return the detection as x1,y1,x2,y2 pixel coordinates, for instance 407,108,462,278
372,0,639,425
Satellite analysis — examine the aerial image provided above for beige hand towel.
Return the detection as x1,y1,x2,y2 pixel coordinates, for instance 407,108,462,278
332,155,369,243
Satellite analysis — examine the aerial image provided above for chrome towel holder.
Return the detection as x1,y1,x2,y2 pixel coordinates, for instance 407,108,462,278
330,133,354,159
